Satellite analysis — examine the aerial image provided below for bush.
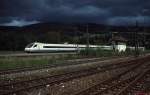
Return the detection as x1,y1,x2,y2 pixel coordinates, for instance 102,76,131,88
79,47,146,57
79,48,114,57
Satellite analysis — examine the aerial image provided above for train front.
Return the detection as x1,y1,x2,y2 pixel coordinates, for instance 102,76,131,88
24,43,35,52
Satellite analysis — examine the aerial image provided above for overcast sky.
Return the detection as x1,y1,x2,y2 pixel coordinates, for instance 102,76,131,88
0,0,150,26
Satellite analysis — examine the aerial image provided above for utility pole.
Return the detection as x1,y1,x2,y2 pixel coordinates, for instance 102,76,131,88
86,24,90,55
143,24,146,50
72,26,79,54
111,32,116,52
142,9,148,52
134,20,139,57
75,27,79,54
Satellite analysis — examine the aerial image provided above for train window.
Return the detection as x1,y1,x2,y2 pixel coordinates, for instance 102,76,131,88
43,46,76,48
33,45,37,48
43,46,51,48
43,46,85,48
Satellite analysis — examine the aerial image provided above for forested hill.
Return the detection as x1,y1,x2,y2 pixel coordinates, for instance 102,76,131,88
0,22,150,51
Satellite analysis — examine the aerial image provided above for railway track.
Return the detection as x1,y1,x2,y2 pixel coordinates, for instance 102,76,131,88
0,56,147,95
0,56,133,76
72,56,150,95
117,68,150,95
0,55,150,95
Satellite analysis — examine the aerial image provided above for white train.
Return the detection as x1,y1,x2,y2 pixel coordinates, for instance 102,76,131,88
127,46,145,51
24,42,112,53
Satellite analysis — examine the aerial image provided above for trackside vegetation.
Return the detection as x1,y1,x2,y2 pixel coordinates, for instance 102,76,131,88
79,48,147,57
0,48,148,70
0,54,82,70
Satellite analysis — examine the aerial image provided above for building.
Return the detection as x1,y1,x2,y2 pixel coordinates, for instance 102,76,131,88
111,36,127,52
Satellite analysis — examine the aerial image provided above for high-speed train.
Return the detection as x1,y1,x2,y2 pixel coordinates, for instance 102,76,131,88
24,42,112,53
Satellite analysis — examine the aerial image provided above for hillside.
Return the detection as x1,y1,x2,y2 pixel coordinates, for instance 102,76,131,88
0,22,150,51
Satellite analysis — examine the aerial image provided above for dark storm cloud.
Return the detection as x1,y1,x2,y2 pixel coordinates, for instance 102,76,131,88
107,15,150,26
0,0,150,26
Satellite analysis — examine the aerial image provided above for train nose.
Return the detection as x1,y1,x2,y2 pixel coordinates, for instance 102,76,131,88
24,48,30,52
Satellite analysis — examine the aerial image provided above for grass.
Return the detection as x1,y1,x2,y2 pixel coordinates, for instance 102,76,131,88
0,57,50,70
0,48,149,70
0,54,84,70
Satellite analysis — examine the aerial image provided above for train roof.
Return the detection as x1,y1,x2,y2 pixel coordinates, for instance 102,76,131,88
32,42,111,48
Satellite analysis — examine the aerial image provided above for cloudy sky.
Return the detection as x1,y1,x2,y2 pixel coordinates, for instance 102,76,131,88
0,0,150,26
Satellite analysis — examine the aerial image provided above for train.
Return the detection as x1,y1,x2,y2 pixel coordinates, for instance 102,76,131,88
25,42,145,53
24,42,112,53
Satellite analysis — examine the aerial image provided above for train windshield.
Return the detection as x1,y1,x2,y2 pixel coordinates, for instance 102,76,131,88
26,43,34,48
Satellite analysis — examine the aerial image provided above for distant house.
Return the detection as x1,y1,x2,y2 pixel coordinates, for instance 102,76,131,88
111,36,127,52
